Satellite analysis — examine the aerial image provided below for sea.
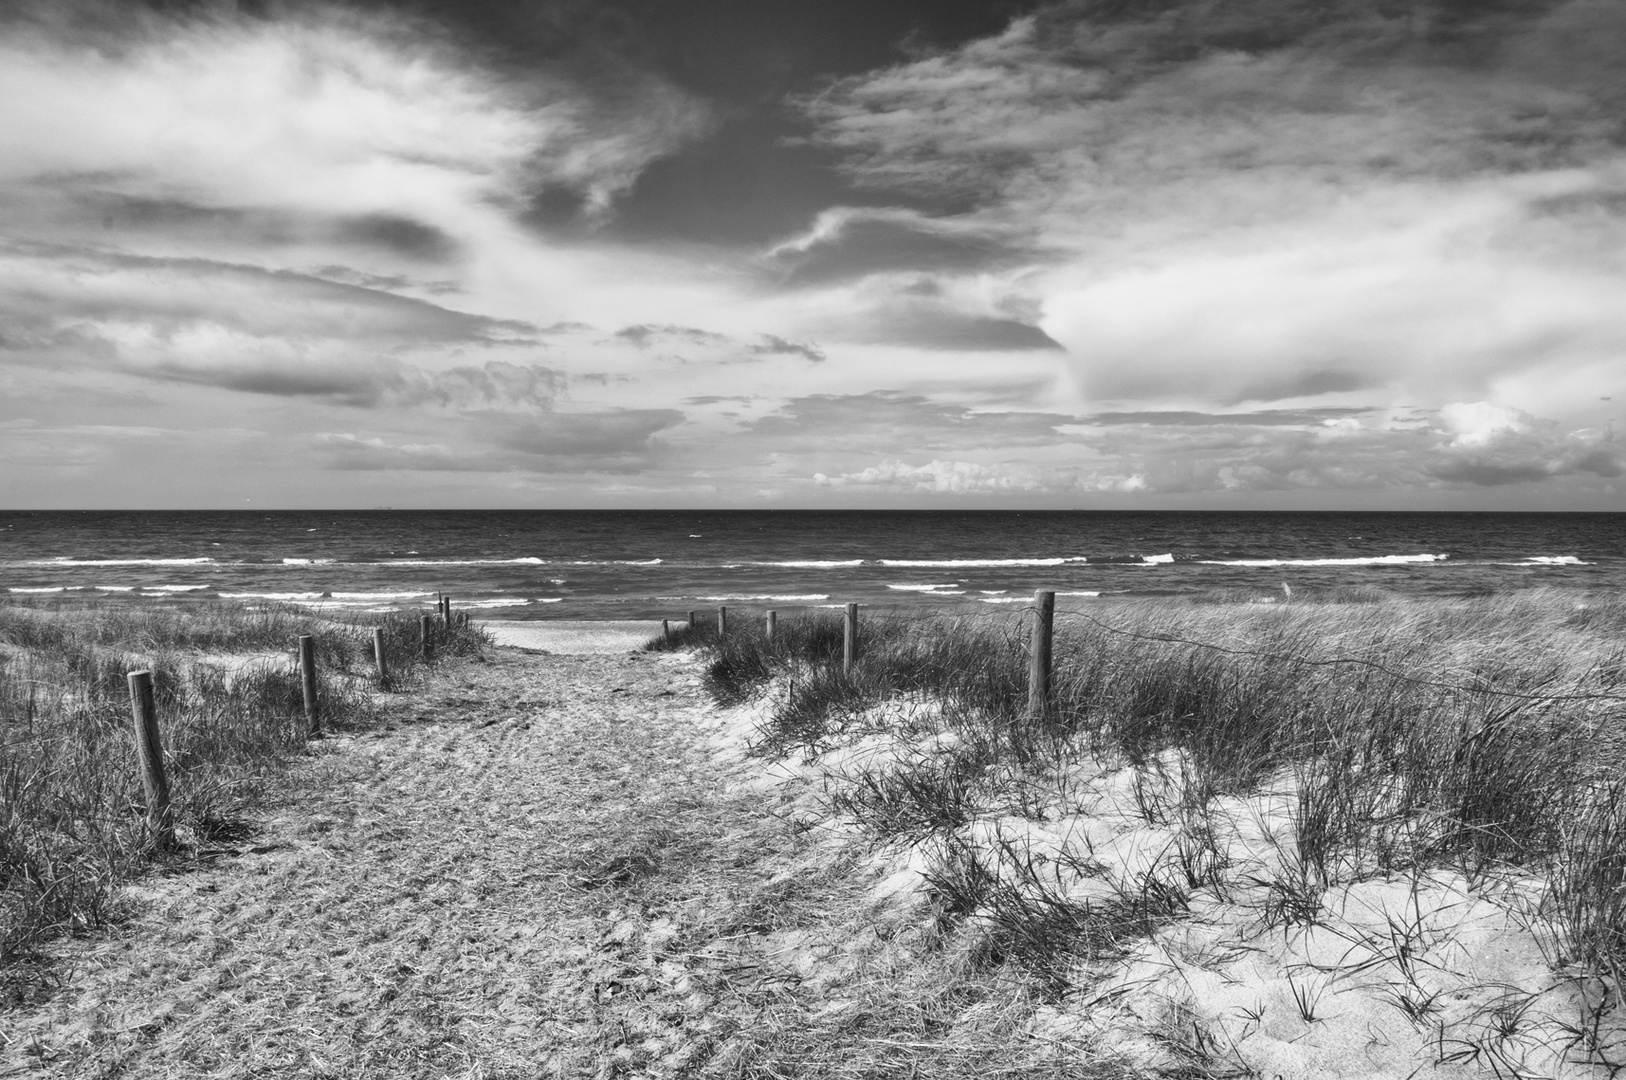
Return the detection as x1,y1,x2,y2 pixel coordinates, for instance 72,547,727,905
1,511,1621,621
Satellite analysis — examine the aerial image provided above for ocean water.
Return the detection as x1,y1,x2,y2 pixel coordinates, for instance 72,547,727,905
1,510,1621,621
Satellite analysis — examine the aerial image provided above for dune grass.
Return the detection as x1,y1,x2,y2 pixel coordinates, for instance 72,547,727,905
653,589,1626,1000
0,598,488,1000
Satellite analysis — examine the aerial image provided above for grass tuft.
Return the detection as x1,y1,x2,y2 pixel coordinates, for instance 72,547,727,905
0,597,487,981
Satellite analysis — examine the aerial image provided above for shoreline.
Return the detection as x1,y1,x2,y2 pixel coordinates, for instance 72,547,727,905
476,618,664,654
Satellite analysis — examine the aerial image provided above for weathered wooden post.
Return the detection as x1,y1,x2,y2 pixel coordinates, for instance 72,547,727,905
126,670,172,844
662,618,671,644
441,595,452,626
717,605,728,637
1029,589,1055,721
299,634,319,735
372,627,388,685
419,613,434,662
844,602,859,677
766,609,777,640
688,610,698,632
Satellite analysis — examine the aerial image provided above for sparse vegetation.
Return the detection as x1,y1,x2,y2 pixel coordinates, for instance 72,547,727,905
0,597,488,999
655,588,1626,1073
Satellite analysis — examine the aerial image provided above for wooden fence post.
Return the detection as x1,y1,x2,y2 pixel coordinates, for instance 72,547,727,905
688,610,698,631
372,627,389,685
844,602,859,677
441,595,451,626
126,670,172,844
717,605,728,637
299,635,320,735
766,610,777,640
1029,589,1055,720
420,613,434,662
662,618,671,644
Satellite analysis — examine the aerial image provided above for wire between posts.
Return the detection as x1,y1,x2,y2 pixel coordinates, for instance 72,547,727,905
755,600,1626,705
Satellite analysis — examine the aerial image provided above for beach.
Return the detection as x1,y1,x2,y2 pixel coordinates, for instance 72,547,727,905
478,618,664,654
5,591,1626,1077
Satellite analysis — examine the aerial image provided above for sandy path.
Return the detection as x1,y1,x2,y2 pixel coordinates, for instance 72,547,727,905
1,646,866,1079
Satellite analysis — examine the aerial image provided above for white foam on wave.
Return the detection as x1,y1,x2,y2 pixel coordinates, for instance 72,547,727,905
142,585,210,592
282,558,335,565
1198,553,1449,568
94,585,135,592
701,594,829,602
461,598,534,608
751,559,865,569
978,596,1032,604
563,559,663,566
329,591,436,600
1520,555,1586,566
1060,590,1102,597
879,557,1087,568
9,586,65,593
886,583,961,592
35,557,216,566
379,557,545,566
1141,553,1175,565
219,591,321,601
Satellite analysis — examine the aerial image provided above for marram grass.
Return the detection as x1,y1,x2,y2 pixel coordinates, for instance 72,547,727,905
0,598,488,999
655,589,1626,983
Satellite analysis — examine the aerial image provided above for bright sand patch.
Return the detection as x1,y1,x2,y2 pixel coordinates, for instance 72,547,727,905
476,619,662,654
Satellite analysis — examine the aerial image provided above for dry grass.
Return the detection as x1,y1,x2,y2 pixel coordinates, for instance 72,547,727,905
0,597,488,1002
658,588,1626,1074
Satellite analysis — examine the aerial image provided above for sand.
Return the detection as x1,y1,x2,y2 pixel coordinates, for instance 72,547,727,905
476,618,663,655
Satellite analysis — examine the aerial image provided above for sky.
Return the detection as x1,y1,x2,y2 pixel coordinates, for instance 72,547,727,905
1,0,1623,509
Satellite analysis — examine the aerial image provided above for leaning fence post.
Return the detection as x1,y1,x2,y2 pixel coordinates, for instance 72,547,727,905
717,605,728,637
662,618,671,643
844,602,859,677
1029,589,1055,720
420,613,434,662
299,634,320,735
372,627,389,685
126,670,172,844
766,610,777,640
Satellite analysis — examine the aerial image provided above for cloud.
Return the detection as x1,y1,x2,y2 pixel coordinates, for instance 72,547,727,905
1429,401,1621,484
862,307,1063,352
1079,407,1377,427
749,335,825,363
0,243,533,351
0,3,709,221
764,207,1031,285
146,358,566,410
613,324,732,348
318,407,685,473
799,0,1626,413
814,458,1148,495
751,391,1077,451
